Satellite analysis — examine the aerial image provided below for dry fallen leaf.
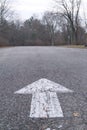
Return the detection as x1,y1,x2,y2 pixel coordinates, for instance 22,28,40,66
73,112,80,117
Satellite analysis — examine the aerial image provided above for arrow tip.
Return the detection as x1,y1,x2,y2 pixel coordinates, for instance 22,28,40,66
14,78,73,94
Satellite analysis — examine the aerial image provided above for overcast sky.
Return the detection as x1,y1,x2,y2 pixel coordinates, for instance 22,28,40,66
12,0,54,20
12,0,87,20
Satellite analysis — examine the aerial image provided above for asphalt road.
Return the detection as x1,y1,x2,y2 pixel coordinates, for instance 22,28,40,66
0,47,87,130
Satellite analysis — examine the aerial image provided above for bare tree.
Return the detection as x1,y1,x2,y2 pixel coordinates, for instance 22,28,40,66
54,0,82,44
0,0,12,39
42,11,60,46
0,0,14,46
0,0,11,24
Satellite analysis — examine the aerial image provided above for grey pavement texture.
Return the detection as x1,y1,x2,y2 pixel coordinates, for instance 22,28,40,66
0,47,87,130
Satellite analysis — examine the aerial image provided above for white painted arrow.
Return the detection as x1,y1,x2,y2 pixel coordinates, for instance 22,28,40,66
14,78,73,118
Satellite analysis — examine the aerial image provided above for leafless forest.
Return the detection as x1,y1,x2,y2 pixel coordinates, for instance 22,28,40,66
0,0,87,46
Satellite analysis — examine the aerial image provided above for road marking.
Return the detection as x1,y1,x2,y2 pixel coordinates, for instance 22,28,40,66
30,92,63,118
45,128,51,130
14,78,73,118
45,128,56,130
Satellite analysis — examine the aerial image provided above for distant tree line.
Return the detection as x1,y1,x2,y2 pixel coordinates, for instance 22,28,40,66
0,0,87,46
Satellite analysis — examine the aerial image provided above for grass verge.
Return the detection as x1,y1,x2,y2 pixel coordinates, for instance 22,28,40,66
64,45,87,49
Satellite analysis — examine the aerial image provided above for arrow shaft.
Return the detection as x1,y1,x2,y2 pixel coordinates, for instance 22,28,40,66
30,92,64,118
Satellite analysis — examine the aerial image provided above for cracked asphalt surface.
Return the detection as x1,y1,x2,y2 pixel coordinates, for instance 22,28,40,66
0,47,87,130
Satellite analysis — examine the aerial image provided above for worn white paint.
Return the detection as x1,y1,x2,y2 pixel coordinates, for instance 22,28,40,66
45,125,62,130
15,78,73,94
30,92,63,118
45,128,51,130
15,78,73,118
